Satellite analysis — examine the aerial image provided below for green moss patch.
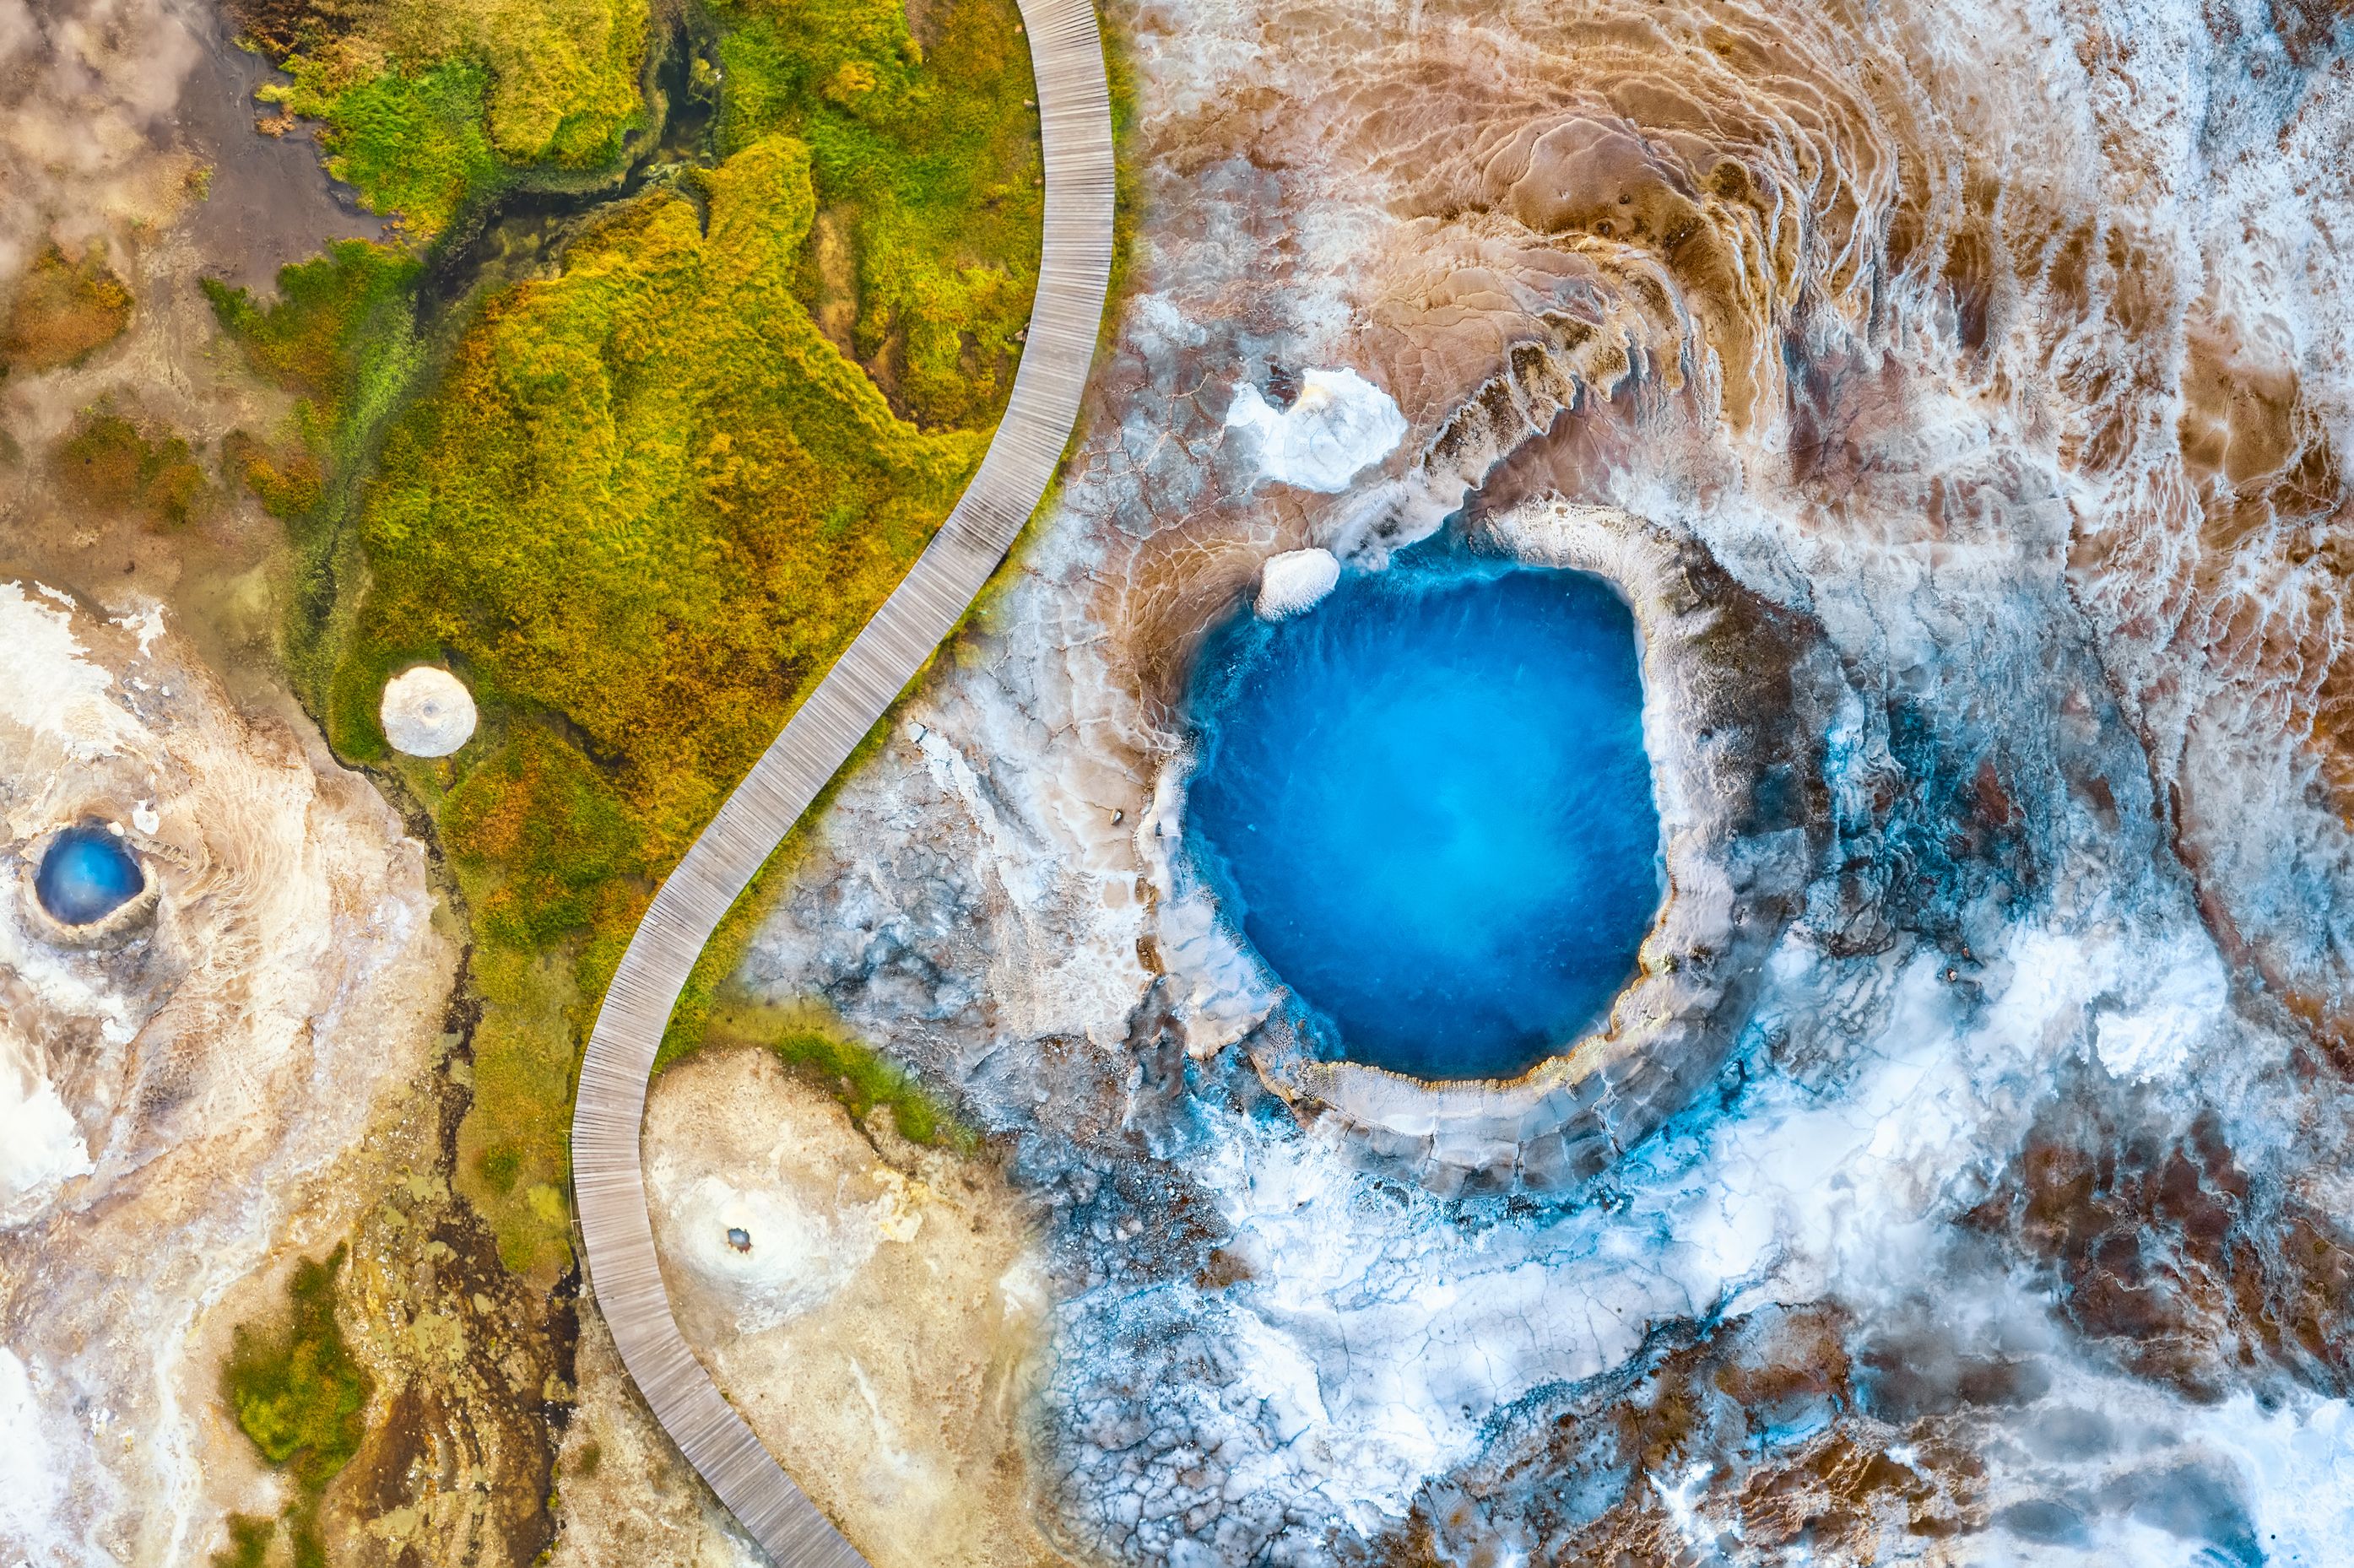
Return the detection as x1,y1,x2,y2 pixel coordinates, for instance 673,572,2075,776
267,60,502,241
344,136,978,834
201,241,423,453
442,724,647,949
210,1512,278,1568
220,1247,372,1568
209,0,1048,1279
712,0,1043,428
327,127,995,1270
248,0,650,236
224,431,327,521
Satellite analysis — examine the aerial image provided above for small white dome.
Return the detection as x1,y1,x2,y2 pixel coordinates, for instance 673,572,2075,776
380,667,478,757
1255,548,1342,619
1224,367,1406,492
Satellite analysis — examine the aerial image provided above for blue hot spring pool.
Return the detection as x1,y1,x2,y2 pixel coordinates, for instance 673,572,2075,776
1184,561,1664,1080
35,825,145,927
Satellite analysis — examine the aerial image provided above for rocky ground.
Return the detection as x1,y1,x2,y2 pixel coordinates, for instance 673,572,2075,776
0,7,574,1565
720,0,2354,1560
0,583,452,1562
9,0,2354,1562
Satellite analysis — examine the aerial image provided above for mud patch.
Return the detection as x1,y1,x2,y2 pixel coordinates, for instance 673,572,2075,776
176,2,388,296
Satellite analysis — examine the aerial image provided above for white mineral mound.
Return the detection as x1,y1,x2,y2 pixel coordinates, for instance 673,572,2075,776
1225,367,1406,492
666,1172,878,1331
380,666,477,757
1255,548,1341,619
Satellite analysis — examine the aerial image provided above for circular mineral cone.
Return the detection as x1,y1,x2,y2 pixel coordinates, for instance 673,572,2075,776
380,666,478,758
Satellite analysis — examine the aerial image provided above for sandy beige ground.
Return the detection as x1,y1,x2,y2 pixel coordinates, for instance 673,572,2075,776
644,1045,1074,1568
546,1300,767,1568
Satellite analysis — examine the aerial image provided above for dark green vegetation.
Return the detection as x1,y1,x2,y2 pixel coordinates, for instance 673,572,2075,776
210,0,1045,1275
3,244,132,372
211,1513,278,1568
217,1249,372,1568
271,62,501,241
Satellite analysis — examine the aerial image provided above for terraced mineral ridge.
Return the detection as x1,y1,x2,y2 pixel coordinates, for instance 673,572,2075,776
706,0,2354,1560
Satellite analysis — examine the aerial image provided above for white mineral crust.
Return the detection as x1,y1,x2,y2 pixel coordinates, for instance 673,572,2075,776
1225,368,1405,492
380,666,478,757
1253,549,1340,619
0,581,448,1565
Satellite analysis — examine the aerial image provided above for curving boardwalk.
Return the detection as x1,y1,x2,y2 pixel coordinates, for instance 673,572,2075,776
569,4,1115,1562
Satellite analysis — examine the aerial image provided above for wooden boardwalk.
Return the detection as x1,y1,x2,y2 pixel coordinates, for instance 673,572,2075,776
569,4,1115,1561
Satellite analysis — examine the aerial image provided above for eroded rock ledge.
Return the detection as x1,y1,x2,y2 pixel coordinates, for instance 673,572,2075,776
1209,500,1843,1194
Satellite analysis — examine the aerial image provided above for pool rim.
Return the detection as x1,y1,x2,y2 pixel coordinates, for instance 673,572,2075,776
1176,552,1672,1083
1172,500,1837,1197
21,818,160,944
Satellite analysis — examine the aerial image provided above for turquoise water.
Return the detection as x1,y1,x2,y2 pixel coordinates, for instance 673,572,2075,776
35,825,144,926
1185,560,1663,1080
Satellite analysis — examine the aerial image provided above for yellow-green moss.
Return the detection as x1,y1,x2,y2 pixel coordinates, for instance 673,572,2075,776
51,410,216,528
201,241,423,454
214,0,1051,1276
1101,2,1143,343
219,1247,371,1568
333,122,1018,1271
442,725,647,949
343,137,977,836
453,940,585,1271
711,0,1043,428
265,60,502,240
252,0,651,235
224,430,327,520
3,245,132,372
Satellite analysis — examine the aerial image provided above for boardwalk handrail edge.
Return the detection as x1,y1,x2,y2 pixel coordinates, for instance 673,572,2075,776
569,3,1115,1561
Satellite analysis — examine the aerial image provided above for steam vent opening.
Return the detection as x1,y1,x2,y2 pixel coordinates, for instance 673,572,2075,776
35,824,145,927
1184,558,1664,1081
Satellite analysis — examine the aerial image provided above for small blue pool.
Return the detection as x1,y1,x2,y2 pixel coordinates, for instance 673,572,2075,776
1184,559,1663,1080
35,825,145,926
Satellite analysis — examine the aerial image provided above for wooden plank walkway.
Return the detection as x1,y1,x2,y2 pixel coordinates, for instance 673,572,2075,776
570,4,1115,1561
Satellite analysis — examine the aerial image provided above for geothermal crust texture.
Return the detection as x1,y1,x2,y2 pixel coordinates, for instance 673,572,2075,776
709,0,2354,1559
0,583,447,1563
19,0,2354,1560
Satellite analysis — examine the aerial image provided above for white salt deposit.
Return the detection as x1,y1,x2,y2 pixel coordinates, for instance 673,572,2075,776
0,1348,61,1552
666,1174,879,1333
108,604,164,657
379,666,478,757
0,590,447,1567
1225,368,1405,492
0,1052,89,1226
1253,549,1340,619
0,582,138,762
